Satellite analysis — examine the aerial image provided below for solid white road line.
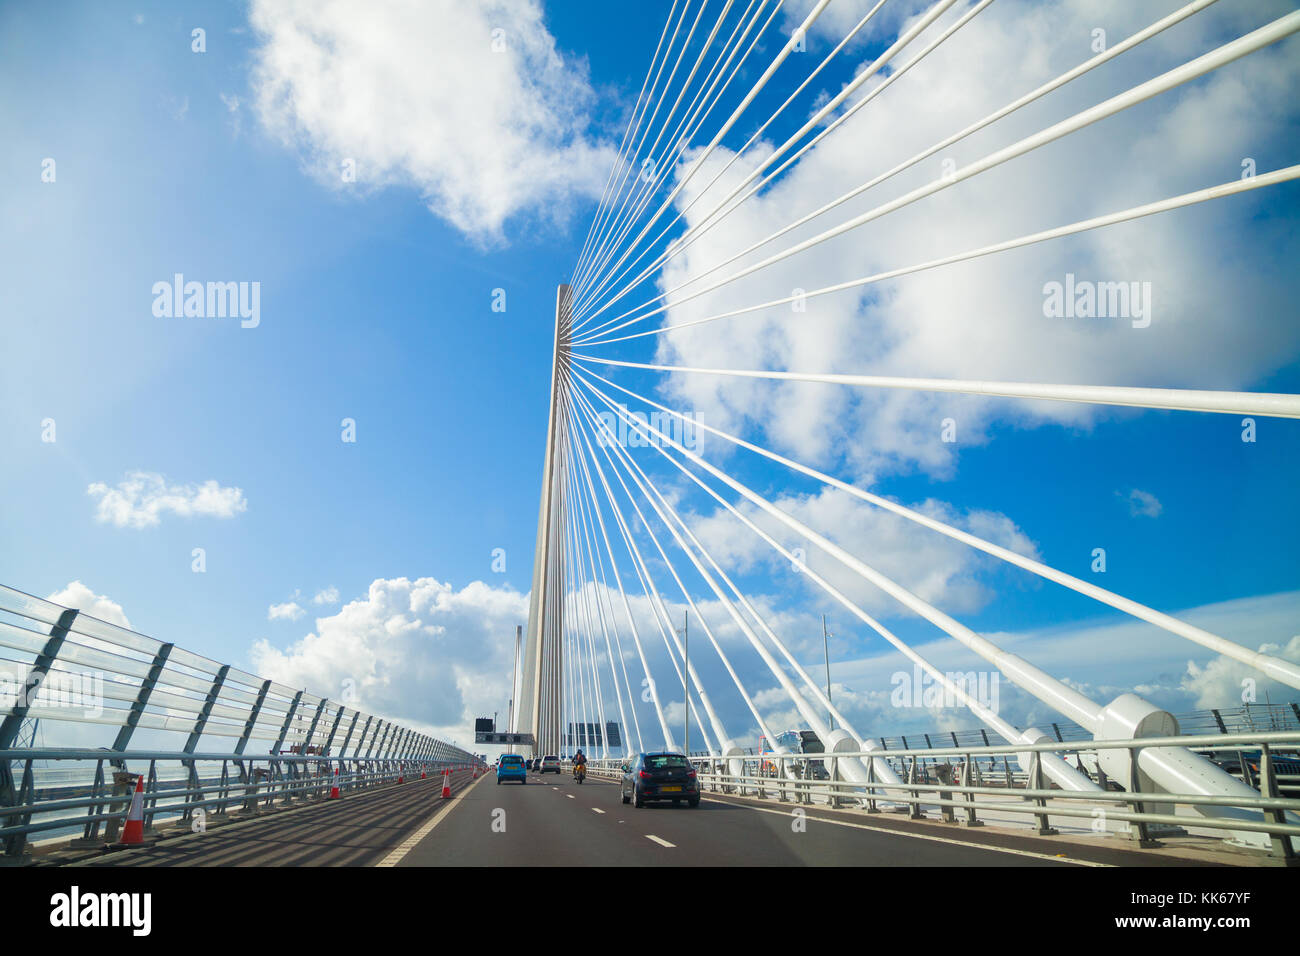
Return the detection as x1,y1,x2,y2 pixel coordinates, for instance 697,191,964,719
645,835,676,848
702,797,1108,866
374,773,486,868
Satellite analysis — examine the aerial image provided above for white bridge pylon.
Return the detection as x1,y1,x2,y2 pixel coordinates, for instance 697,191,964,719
519,0,1300,848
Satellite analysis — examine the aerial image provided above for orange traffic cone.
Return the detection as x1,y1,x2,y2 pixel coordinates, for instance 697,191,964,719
441,768,452,799
330,767,340,799
119,774,145,845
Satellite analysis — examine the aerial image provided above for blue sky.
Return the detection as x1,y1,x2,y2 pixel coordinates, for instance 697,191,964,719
2,0,1298,754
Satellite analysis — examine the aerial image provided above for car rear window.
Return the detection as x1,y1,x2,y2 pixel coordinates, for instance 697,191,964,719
500,756,523,765
644,754,689,769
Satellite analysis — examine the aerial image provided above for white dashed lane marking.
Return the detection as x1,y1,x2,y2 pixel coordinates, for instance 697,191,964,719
592,808,606,814
645,835,675,848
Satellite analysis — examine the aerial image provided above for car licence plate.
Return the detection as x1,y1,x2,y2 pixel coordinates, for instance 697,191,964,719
662,785,682,792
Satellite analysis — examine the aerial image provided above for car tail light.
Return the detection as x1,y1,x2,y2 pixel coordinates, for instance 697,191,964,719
687,770,696,779
639,770,651,779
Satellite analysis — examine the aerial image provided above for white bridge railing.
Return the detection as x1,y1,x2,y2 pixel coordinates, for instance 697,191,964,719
587,730,1300,862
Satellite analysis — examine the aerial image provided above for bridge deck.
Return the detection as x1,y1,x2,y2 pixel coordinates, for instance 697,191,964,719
37,771,1253,867
393,774,1184,867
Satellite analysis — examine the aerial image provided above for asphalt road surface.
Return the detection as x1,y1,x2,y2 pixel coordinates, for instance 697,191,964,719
63,771,475,867
395,772,1079,866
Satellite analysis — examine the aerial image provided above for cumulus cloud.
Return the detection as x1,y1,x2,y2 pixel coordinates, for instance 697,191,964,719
250,577,529,740
686,486,1041,619
267,601,305,621
312,586,339,605
641,0,1300,482
86,472,247,528
45,581,132,629
248,0,617,243
1119,488,1163,518
1182,635,1300,711
797,591,1300,741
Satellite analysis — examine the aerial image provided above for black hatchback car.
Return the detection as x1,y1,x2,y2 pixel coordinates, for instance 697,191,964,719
621,752,700,808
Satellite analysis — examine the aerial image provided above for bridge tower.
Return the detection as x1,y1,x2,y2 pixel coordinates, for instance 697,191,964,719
519,285,571,756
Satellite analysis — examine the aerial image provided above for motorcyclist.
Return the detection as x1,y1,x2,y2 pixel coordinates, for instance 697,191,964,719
573,749,587,778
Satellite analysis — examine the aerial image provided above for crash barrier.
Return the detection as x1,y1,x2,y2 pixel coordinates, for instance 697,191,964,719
0,583,484,855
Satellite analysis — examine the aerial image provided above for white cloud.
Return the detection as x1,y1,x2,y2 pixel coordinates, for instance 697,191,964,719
1119,488,1162,518
797,591,1300,740
250,577,529,740
312,586,339,605
45,581,132,629
646,0,1300,482
687,486,1041,619
267,601,306,621
239,566,1299,753
1183,635,1300,710
248,0,617,243
87,472,248,528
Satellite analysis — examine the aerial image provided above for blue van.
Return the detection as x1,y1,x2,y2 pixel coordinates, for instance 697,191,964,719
497,753,527,784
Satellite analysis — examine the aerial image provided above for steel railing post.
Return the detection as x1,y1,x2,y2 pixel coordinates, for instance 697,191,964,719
865,756,879,814
1027,751,1058,836
1,607,78,856
1126,745,1160,848
1258,744,1297,862
270,691,304,806
234,679,272,808
182,664,229,822
961,754,983,827
907,756,923,819
102,642,172,841
295,697,328,798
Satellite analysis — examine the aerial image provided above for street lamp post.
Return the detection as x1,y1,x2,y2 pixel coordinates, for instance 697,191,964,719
822,615,833,733
679,612,689,758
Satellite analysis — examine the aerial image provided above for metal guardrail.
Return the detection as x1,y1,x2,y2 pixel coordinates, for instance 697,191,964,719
0,750,480,852
859,702,1300,753
0,583,481,856
588,731,1300,863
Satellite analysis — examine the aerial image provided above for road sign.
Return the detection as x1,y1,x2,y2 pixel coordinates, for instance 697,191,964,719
475,731,534,745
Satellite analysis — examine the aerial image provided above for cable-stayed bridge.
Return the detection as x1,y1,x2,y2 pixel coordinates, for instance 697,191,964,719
4,0,1300,874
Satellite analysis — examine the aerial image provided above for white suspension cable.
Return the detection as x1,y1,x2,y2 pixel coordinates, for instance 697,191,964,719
569,447,636,757
577,366,1300,692
579,0,1221,334
570,384,766,748
573,355,1300,420
569,0,683,295
578,164,1300,346
571,381,841,757
561,368,677,748
572,0,719,302
572,0,834,322
574,0,777,315
564,383,722,752
575,449,647,754
568,384,797,748
575,13,1300,345
574,0,966,333
575,373,1097,791
581,377,1108,730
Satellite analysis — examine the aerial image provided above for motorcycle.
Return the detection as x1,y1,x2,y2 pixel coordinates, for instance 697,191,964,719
573,763,586,784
